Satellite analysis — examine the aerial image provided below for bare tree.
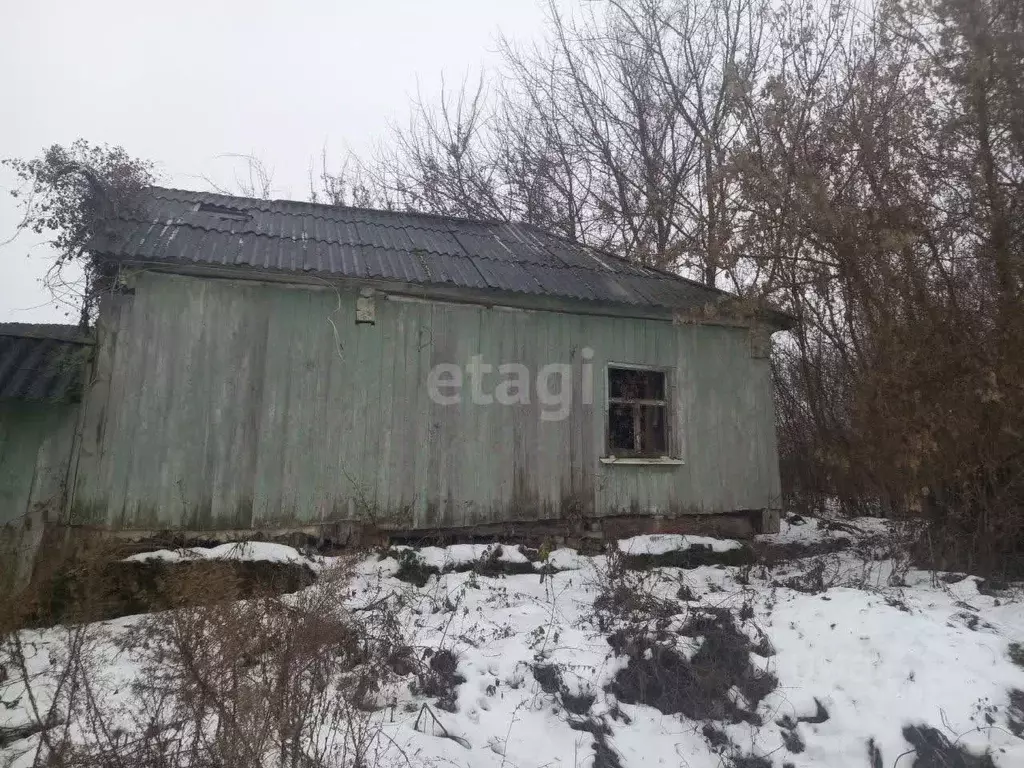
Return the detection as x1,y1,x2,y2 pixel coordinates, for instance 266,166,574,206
365,0,1024,574
731,0,1024,573
367,0,772,283
202,152,277,199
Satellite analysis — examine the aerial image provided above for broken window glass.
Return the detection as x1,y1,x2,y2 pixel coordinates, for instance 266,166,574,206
606,367,669,457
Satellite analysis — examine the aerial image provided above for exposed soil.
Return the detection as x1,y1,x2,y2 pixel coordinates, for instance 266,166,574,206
23,558,316,627
618,544,755,571
591,729,625,768
389,545,536,586
607,607,777,724
900,725,997,767
412,648,466,713
752,537,853,565
1007,689,1024,738
532,663,596,715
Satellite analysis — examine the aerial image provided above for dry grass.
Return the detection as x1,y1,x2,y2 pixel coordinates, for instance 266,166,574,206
1,552,417,768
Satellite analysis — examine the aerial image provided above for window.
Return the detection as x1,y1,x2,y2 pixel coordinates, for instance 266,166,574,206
606,367,669,457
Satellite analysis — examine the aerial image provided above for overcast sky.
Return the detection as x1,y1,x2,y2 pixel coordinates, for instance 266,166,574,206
0,0,561,323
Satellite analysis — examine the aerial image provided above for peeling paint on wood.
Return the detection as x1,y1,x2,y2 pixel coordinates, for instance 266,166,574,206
68,271,782,531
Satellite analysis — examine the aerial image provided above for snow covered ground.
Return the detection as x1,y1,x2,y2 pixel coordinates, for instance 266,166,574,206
3,517,1024,767
123,540,323,565
617,533,743,555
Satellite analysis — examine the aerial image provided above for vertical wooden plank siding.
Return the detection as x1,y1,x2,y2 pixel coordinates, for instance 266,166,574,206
0,402,79,525
70,272,781,530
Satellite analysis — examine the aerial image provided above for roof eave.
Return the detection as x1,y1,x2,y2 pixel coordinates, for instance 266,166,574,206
98,255,765,324
677,295,798,332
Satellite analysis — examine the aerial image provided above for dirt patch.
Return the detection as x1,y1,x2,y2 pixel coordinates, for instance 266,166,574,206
752,537,853,565
392,549,440,586
607,607,776,724
619,544,755,571
1007,688,1024,737
532,663,562,695
532,663,596,715
591,730,624,768
385,644,419,677
676,583,697,601
702,724,731,750
776,698,829,728
868,738,884,768
775,698,828,755
23,557,315,627
779,728,805,753
411,648,466,713
1008,643,1024,669
900,725,996,767
472,546,537,577
389,539,763,585
389,545,536,586
562,691,596,716
568,717,611,736
977,578,1014,598
728,756,772,768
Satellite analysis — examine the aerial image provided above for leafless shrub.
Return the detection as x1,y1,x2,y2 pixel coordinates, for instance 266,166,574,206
589,551,682,635
7,538,317,630
0,542,119,767
2,557,415,768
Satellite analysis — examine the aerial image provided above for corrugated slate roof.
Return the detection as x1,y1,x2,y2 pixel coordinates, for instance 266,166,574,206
0,324,93,403
90,187,730,311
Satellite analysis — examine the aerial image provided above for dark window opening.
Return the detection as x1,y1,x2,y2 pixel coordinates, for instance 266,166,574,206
196,202,251,221
607,367,669,457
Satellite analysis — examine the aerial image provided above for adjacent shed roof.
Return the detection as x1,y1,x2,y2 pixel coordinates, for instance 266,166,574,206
90,187,732,312
0,324,93,403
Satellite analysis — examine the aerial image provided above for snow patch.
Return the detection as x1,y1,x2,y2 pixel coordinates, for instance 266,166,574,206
124,541,314,565
545,547,590,571
617,533,742,555
415,543,531,569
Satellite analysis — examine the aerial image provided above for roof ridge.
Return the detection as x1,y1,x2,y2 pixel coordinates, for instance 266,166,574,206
106,218,637,273
119,210,499,236
148,186,516,229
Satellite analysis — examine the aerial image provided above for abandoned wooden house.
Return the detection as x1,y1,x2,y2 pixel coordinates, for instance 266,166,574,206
0,187,790,557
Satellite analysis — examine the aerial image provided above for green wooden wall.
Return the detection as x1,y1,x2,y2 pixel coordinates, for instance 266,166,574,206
0,401,78,526
70,271,781,531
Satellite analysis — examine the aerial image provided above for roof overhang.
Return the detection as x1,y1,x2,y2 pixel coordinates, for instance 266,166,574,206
109,258,793,331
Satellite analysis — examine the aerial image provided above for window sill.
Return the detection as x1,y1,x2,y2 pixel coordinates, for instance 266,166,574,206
599,456,684,466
